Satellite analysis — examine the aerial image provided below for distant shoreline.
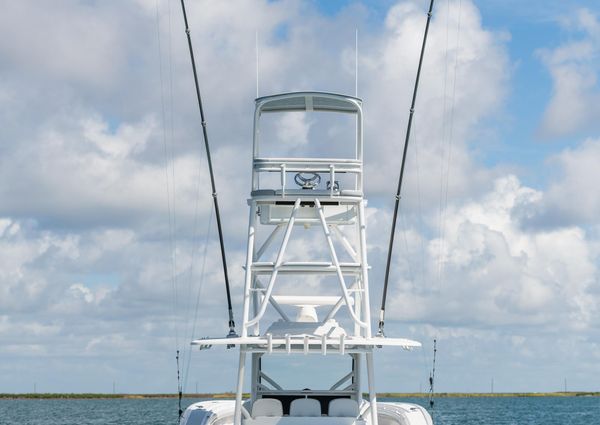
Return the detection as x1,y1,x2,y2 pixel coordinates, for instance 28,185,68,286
1,392,599,400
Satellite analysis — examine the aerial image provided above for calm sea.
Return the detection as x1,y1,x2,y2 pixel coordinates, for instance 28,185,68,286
0,396,598,424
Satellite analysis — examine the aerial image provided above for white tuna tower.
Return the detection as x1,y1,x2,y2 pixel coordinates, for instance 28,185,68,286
190,92,423,425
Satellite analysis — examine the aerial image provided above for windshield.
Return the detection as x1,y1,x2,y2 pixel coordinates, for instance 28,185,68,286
258,111,357,159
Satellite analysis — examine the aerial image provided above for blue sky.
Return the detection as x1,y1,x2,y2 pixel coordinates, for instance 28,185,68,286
313,0,596,183
1,0,600,396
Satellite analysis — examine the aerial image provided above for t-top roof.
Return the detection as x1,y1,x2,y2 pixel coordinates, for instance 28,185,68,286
256,92,362,114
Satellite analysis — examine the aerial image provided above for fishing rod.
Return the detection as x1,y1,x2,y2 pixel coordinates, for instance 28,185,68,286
176,350,183,418
179,0,237,339
378,0,435,337
429,339,437,409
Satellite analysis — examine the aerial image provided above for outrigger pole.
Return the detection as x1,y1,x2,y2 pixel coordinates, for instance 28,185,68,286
378,0,435,337
179,0,237,338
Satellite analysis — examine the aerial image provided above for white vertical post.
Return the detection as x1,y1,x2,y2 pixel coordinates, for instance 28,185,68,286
329,164,335,196
242,202,257,337
251,353,259,403
252,276,260,336
234,349,247,425
358,200,372,337
356,106,363,191
354,280,362,337
252,107,262,190
281,164,286,197
366,352,379,425
354,353,362,402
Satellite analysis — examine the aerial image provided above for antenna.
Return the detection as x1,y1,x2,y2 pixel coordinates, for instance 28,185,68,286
256,30,259,98
355,28,358,97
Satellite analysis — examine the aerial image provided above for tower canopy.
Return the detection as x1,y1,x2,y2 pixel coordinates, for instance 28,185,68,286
256,92,362,114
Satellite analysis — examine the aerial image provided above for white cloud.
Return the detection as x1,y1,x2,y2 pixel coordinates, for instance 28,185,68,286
514,138,600,229
0,0,599,395
361,0,509,206
538,8,600,138
385,175,597,332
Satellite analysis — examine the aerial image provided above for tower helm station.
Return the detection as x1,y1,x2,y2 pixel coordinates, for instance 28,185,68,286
184,92,430,425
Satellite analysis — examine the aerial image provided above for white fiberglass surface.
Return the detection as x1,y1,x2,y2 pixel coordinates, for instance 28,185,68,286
257,171,357,194
257,111,357,159
260,355,352,391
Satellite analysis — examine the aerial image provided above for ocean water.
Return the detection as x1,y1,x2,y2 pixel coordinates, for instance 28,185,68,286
0,396,598,425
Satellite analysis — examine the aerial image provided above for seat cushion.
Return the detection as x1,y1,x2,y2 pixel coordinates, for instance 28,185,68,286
328,399,359,417
252,398,283,417
289,398,321,417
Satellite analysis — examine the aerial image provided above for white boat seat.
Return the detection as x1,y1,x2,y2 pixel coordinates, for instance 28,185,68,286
328,399,359,417
244,418,365,425
252,398,283,418
290,398,321,417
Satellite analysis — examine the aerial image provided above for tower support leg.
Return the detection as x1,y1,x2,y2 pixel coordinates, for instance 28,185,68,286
234,349,247,425
241,203,257,337
366,352,379,425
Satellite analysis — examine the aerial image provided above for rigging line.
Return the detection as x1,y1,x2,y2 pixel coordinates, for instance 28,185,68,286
400,210,415,285
182,130,206,324
179,0,238,338
165,0,185,378
167,0,175,152
412,99,427,291
156,0,180,352
181,84,208,381
183,207,214,394
167,0,182,343
439,0,463,285
436,0,451,286
157,4,183,417
378,0,435,337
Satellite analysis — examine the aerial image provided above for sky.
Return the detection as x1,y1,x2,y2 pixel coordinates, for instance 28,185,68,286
1,0,600,395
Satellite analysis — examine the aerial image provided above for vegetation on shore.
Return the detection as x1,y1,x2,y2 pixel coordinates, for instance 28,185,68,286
1,392,599,400
377,392,600,398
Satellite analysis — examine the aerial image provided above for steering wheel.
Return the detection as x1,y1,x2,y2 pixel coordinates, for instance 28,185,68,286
294,172,321,189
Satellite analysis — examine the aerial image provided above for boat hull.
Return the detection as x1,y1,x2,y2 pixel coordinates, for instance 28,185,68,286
180,400,433,425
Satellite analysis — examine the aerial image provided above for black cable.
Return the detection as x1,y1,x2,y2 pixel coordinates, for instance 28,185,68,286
378,0,435,337
179,0,237,338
